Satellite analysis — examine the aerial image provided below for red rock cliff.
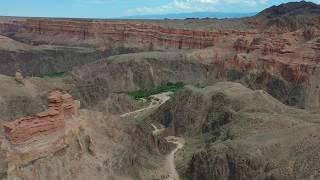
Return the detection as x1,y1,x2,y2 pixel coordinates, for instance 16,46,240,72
3,90,76,144
0,19,258,49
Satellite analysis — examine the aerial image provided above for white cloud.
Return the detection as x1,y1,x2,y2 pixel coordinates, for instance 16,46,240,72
75,0,115,4
128,0,268,15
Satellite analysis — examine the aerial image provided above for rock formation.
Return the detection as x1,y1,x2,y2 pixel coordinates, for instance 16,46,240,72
14,71,25,85
233,38,250,52
3,90,76,144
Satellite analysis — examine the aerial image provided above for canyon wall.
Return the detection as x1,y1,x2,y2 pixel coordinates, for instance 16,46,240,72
0,48,110,76
0,19,258,49
206,53,320,109
0,43,148,77
71,50,320,110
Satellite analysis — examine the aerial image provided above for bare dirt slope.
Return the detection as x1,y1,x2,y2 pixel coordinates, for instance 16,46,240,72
0,35,31,51
0,74,74,119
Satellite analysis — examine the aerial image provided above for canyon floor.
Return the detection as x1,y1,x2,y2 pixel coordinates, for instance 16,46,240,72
1,1,320,180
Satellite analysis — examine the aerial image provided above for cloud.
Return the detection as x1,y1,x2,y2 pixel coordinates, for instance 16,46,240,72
128,0,268,15
74,0,115,4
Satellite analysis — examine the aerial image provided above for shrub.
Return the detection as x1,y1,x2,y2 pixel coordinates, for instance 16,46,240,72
127,82,184,100
39,72,65,78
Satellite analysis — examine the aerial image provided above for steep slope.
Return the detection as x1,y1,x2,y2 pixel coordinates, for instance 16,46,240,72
148,82,320,179
0,35,31,51
0,74,75,119
0,35,142,77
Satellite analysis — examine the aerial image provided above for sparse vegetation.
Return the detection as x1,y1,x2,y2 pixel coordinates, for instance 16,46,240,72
127,82,184,100
38,72,65,78
0,172,7,180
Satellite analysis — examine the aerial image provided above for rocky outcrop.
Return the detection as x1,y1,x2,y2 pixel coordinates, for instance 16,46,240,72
14,71,24,85
233,36,291,55
233,38,250,52
3,90,76,144
303,27,318,40
261,38,291,55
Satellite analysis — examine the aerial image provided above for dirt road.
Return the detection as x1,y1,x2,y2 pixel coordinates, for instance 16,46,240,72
120,92,172,118
164,136,185,180
121,92,184,180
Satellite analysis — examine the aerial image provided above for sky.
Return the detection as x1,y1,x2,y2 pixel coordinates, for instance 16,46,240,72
0,0,319,18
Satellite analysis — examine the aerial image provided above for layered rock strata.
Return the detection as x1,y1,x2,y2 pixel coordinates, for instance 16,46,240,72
0,19,259,49
3,90,76,144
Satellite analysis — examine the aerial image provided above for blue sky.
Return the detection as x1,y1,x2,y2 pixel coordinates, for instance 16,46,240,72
0,0,319,18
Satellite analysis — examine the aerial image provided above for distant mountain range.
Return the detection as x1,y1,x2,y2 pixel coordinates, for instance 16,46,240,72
123,12,257,20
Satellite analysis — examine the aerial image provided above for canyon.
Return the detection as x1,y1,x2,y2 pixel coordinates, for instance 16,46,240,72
1,4,320,110
0,1,320,180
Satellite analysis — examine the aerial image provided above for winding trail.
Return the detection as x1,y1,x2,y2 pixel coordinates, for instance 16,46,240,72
121,92,184,179
165,136,185,180
151,124,185,180
120,105,156,118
